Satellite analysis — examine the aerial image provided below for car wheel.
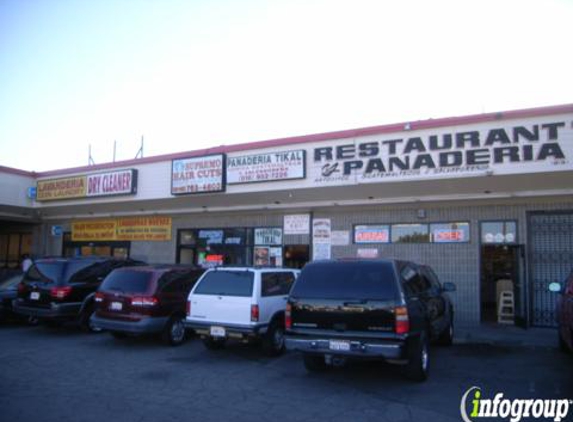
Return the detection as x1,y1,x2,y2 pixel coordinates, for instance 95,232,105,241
80,306,103,333
262,319,285,357
303,354,328,372
202,336,226,350
404,332,430,382
111,331,127,339
162,315,187,347
438,320,454,346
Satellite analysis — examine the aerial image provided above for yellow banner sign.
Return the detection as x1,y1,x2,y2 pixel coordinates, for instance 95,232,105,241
37,176,87,201
72,217,171,242
116,216,172,241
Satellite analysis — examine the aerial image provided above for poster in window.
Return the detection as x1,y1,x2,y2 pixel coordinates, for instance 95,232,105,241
254,246,270,266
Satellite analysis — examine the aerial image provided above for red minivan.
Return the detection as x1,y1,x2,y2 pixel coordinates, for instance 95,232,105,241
91,265,204,346
549,270,573,353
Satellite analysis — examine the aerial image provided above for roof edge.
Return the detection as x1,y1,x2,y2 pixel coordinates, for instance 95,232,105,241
19,102,573,178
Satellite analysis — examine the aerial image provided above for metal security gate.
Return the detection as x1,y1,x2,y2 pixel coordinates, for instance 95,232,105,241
528,212,573,327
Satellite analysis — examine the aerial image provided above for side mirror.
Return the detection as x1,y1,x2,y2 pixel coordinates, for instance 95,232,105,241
548,282,562,293
442,282,456,292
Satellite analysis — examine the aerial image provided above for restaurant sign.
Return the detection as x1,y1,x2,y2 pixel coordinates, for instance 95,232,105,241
72,216,171,241
227,150,305,184
172,154,226,195
310,120,571,185
36,169,137,202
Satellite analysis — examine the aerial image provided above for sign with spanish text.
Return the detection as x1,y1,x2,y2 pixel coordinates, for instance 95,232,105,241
354,225,390,244
72,217,172,241
36,169,137,202
171,154,225,194
115,216,171,241
284,214,311,235
312,218,331,260
254,228,283,245
227,150,305,184
309,118,572,187
37,176,87,201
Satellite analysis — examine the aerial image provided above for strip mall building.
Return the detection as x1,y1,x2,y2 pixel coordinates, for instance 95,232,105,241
1,104,572,328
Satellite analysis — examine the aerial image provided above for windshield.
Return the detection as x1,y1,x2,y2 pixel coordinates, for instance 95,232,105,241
194,270,254,297
290,261,400,301
24,261,102,284
100,270,153,294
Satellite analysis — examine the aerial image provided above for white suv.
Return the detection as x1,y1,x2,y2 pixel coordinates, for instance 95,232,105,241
185,267,300,356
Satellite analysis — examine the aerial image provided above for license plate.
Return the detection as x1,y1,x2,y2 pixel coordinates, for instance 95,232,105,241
110,302,123,311
30,292,40,300
210,326,226,337
329,340,351,351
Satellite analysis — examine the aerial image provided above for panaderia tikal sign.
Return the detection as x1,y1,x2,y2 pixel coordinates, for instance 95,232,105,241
227,149,305,184
310,121,571,185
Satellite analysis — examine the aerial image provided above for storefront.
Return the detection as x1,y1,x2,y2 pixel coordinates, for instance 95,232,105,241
1,103,572,327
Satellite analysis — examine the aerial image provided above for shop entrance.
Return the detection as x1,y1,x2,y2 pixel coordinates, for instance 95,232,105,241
480,244,525,326
283,245,310,269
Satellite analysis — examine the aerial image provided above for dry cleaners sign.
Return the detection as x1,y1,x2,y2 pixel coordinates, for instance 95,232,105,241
310,121,570,185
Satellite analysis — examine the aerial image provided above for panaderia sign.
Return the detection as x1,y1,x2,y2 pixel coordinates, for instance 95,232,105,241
309,120,572,185
226,149,305,184
36,169,138,201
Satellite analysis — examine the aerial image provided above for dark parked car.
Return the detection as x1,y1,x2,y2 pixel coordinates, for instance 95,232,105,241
13,257,144,331
549,271,573,353
91,265,205,346
284,259,456,381
0,272,24,322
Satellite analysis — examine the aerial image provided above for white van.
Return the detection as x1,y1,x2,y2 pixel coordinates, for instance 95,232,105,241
185,267,299,356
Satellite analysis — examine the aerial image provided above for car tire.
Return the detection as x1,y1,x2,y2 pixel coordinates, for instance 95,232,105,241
404,332,430,382
303,354,328,372
162,315,187,347
262,319,285,357
79,305,103,333
111,331,128,339
202,337,226,350
437,320,454,346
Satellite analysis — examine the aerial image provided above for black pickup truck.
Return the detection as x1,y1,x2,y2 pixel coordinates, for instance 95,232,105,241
284,259,456,381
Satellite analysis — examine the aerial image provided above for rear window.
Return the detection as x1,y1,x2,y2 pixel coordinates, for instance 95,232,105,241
25,261,100,284
193,270,254,297
100,270,153,294
290,261,399,300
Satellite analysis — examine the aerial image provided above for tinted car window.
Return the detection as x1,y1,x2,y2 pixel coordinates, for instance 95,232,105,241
24,261,101,284
194,271,254,297
100,270,153,294
262,272,294,297
401,265,430,296
290,262,399,300
422,266,442,290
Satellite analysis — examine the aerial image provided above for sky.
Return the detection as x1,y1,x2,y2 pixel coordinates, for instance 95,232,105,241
0,0,571,172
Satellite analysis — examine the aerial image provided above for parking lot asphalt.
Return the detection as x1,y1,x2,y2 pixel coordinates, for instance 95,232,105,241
0,322,572,422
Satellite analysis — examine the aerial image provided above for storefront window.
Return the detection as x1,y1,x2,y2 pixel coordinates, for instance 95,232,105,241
391,224,430,243
481,221,517,244
254,228,283,266
430,222,470,243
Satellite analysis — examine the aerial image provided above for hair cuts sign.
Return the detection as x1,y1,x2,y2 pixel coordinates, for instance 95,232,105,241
72,216,172,241
309,119,571,186
171,154,225,195
36,169,137,201
226,150,305,184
